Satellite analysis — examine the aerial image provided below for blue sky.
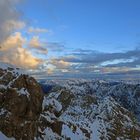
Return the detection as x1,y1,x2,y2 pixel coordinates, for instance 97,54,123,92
0,0,140,78
20,0,140,52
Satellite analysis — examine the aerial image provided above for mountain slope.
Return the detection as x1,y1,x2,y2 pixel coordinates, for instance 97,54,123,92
0,63,140,140
39,79,140,140
0,62,43,140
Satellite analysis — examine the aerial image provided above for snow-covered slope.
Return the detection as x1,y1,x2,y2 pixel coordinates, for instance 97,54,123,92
39,79,140,140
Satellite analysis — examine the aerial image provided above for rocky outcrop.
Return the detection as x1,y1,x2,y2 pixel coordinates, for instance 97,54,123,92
0,63,43,140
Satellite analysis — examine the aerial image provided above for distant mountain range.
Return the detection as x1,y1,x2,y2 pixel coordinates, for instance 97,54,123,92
0,62,140,140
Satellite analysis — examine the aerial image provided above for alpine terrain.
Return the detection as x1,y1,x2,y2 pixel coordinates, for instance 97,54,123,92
0,63,140,140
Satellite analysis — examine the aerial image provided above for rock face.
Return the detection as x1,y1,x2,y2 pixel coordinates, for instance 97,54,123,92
0,63,43,140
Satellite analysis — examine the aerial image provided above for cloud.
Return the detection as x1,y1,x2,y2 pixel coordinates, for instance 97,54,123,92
29,38,65,52
0,0,43,69
50,59,70,69
47,48,140,76
0,0,139,78
1,32,26,50
28,36,48,54
103,59,140,68
0,47,42,69
0,0,24,43
0,32,42,69
28,37,65,54
29,36,44,48
28,27,52,34
46,42,65,52
60,49,140,66
4,20,26,32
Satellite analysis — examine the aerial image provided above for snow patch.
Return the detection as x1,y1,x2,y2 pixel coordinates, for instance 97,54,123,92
0,132,15,140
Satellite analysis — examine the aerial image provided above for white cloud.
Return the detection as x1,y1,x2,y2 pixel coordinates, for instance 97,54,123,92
28,27,52,34
0,32,42,69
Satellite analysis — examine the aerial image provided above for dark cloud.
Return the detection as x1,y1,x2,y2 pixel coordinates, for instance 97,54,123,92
59,49,140,67
105,58,140,67
45,48,140,78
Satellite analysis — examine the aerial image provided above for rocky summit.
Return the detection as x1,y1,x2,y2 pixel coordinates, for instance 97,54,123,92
0,63,140,140
0,63,43,140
